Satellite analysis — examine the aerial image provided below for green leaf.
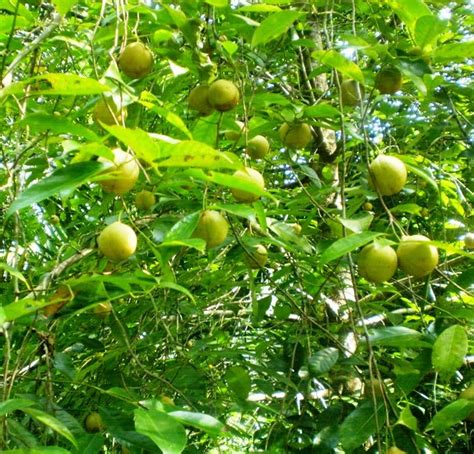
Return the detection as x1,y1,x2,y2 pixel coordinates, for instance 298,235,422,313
320,231,382,265
366,327,433,348
0,74,109,98
1,298,56,323
433,41,474,63
0,398,36,416
390,203,422,215
396,405,418,431
237,5,281,12
183,169,270,200
429,399,474,435
403,161,439,193
100,124,162,164
2,448,71,454
414,15,446,50
204,0,228,7
54,352,76,380
0,263,31,289
339,402,387,450
308,348,339,377
158,141,242,170
164,211,201,242
251,11,304,47
337,214,373,234
387,0,432,33
312,49,364,83
304,103,341,119
24,408,78,448
134,408,187,454
432,325,468,380
6,161,105,217
19,114,99,141
168,411,225,436
225,366,251,400
52,0,78,15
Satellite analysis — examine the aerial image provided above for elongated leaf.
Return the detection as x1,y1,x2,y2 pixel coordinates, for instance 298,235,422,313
164,211,201,242
7,161,105,217
0,74,109,98
134,408,187,454
304,103,341,119
396,405,419,431
52,0,78,15
100,124,162,165
320,231,382,264
0,398,36,416
20,113,98,141
24,408,78,448
2,448,71,454
252,11,304,47
339,402,387,450
432,325,468,380
429,399,474,435
1,298,53,323
0,263,31,289
204,0,227,7
414,15,446,50
308,348,339,377
433,41,474,63
366,327,432,348
168,411,225,436
387,0,432,33
157,141,242,170
312,50,364,83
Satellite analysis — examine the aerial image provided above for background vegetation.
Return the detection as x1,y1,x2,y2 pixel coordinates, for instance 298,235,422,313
0,0,473,453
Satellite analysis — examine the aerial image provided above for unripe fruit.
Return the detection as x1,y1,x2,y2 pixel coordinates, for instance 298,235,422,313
387,447,407,454
119,42,153,79
98,222,137,261
246,135,270,159
291,223,302,235
98,148,139,195
279,122,312,149
464,233,474,249
193,210,229,248
50,214,60,225
363,202,373,211
231,167,265,203
375,67,402,94
93,98,126,125
369,155,407,196
225,120,246,141
188,85,214,116
397,235,438,278
208,79,240,111
135,190,156,211
85,412,105,433
358,243,398,283
244,244,268,269
93,301,112,319
341,79,365,106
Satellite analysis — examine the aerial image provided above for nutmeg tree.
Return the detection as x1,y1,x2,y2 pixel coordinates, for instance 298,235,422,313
0,1,473,453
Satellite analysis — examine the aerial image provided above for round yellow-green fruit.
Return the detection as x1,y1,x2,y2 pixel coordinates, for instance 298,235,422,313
94,301,112,319
93,98,126,125
119,42,153,79
98,221,137,261
231,167,265,203
246,135,270,159
135,190,156,211
358,243,398,284
341,79,364,106
50,214,60,225
244,244,268,269
369,155,407,196
375,67,402,94
208,79,240,111
464,233,474,249
397,234,438,278
225,120,246,141
363,202,373,211
98,148,139,195
364,378,384,397
291,223,302,235
85,412,105,433
193,210,229,248
387,447,407,454
188,85,214,116
279,122,313,149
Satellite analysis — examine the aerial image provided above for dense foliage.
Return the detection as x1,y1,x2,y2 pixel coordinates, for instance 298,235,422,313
1,0,473,453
